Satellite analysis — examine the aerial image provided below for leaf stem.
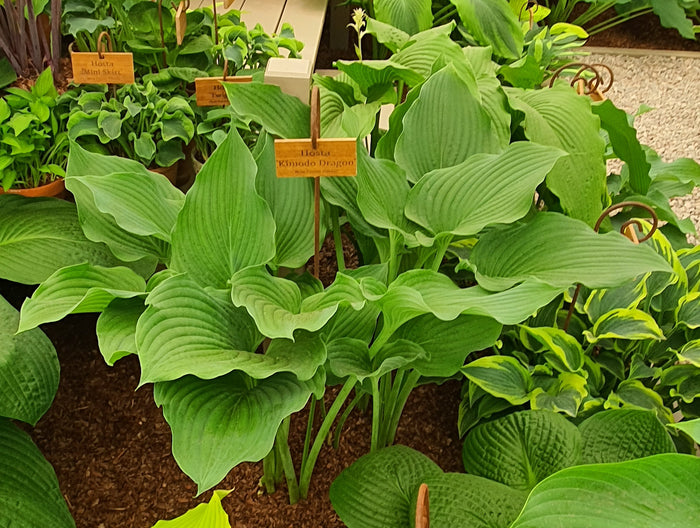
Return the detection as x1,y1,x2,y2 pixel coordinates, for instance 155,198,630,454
331,206,346,272
275,418,300,504
370,376,381,452
429,235,452,272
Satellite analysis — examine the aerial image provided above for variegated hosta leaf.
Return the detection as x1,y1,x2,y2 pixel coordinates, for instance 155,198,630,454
0,420,75,528
395,64,504,183
583,308,665,343
373,0,433,35
253,132,315,268
0,195,153,284
329,445,442,528
449,0,524,60
222,82,310,139
462,410,581,490
404,142,564,240
531,372,587,417
578,409,676,465
511,455,700,528
66,143,170,263
18,263,146,333
606,380,674,424
0,296,58,426
367,269,564,335
471,213,671,291
170,129,276,288
519,326,584,373
583,275,648,323
326,338,425,382
676,339,700,367
230,268,367,340
388,314,502,377
676,291,700,329
96,297,144,366
462,356,532,405
155,370,323,494
136,273,322,384
151,490,231,528
505,85,607,227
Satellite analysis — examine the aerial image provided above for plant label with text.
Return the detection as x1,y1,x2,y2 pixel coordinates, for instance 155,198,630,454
195,76,253,107
274,139,357,178
70,52,135,84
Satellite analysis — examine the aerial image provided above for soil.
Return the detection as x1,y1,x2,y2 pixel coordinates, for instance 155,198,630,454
4,7,698,528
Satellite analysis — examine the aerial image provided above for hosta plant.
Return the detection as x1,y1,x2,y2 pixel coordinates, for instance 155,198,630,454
331,409,699,528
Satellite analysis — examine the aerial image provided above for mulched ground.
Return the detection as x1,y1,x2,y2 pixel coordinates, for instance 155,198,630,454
4,7,698,527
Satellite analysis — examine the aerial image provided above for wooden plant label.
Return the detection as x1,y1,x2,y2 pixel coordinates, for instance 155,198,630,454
71,52,135,84
175,1,187,46
415,483,430,528
274,138,357,178
195,76,252,107
223,0,235,7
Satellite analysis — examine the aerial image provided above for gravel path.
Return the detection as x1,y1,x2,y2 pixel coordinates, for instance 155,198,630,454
586,50,700,243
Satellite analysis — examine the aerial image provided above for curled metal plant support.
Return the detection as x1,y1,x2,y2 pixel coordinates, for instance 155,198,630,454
562,201,659,332
519,0,540,30
548,62,614,96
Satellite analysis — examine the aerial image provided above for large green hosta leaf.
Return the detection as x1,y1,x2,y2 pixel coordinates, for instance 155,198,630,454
462,410,581,490
223,82,309,138
96,297,144,366
230,268,366,340
330,445,442,528
649,0,695,40
154,370,323,494
66,143,170,263
511,454,700,528
390,24,465,80
506,85,607,227
395,64,504,183
470,213,671,291
449,0,523,60
0,419,75,528
253,132,315,268
405,142,564,239
327,337,425,382
0,296,58,426
18,263,146,332
374,0,432,35
578,410,676,465
170,129,276,288
0,195,145,284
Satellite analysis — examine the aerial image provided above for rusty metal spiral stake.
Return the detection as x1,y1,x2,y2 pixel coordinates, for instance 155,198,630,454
562,201,658,332
548,62,614,96
519,0,540,30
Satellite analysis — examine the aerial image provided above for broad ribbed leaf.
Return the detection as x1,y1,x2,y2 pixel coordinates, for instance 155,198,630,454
0,296,58,426
416,472,527,528
329,445,442,528
18,263,146,332
364,17,409,52
0,420,75,528
520,326,584,373
471,213,671,291
462,356,532,405
96,297,144,366
231,269,366,340
327,338,424,382
374,0,432,34
592,100,650,194
155,371,323,494
584,308,665,343
135,274,277,383
253,132,314,268
405,142,563,238
170,129,276,288
395,65,503,183
506,85,607,226
511,454,700,528
462,410,581,490
579,410,676,465
223,82,309,138
389,314,502,377
67,143,169,263
320,88,381,139
370,270,564,333
152,490,231,528
0,195,146,284
450,0,523,59
390,24,465,80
